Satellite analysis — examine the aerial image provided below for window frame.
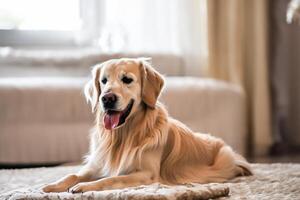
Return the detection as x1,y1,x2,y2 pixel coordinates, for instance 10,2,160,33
0,30,80,47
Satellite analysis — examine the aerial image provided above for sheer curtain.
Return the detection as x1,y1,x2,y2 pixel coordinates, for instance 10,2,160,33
79,0,207,76
206,0,272,156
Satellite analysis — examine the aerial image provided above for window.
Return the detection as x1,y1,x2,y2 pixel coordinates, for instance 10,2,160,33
0,0,208,75
0,0,80,30
0,0,81,46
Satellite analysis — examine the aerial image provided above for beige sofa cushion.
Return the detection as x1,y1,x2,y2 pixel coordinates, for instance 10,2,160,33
0,77,246,164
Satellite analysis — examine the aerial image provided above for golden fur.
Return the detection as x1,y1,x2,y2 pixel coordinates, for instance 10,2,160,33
43,58,252,193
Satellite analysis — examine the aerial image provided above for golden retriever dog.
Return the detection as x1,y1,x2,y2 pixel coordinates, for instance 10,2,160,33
43,58,252,193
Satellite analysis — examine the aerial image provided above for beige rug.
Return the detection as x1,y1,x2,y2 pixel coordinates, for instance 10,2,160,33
0,163,299,200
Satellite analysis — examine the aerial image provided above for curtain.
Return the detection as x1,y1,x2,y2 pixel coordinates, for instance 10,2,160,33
206,0,272,156
79,0,208,76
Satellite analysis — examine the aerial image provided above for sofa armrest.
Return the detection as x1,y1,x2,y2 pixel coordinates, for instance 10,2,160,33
161,77,246,155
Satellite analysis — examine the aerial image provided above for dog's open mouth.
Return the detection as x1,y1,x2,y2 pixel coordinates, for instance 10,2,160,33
103,99,134,130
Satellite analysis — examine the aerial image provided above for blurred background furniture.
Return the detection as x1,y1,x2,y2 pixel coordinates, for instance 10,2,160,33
0,61,246,165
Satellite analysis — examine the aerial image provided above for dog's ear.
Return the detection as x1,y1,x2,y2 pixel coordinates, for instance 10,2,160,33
140,59,164,109
84,64,102,112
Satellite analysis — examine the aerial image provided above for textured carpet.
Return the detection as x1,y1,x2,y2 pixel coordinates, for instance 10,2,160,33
0,164,299,200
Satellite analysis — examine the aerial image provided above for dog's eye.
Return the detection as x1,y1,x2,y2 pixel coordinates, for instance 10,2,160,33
121,76,133,84
101,77,107,84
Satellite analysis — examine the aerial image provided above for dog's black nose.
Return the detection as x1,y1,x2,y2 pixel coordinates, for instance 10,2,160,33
102,93,117,109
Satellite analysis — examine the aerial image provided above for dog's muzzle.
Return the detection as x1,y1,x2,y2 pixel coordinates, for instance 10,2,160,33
103,99,134,130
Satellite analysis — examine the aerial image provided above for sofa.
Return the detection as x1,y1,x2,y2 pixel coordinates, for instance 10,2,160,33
0,50,246,165
0,76,246,165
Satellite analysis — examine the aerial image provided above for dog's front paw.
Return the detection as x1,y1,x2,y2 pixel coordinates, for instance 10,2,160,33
42,174,79,193
42,184,67,193
70,183,92,193
70,182,103,193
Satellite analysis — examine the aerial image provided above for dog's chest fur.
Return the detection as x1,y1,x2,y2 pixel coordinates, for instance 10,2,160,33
89,105,169,177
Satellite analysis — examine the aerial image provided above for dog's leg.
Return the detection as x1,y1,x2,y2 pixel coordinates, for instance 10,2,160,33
42,174,86,193
70,171,155,193
42,166,97,193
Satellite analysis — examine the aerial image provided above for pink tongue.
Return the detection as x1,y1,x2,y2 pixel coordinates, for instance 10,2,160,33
104,113,121,130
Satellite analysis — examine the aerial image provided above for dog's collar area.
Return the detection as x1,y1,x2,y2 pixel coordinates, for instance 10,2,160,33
103,99,134,130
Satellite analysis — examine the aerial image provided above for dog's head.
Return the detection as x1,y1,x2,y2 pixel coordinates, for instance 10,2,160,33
84,58,164,130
